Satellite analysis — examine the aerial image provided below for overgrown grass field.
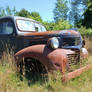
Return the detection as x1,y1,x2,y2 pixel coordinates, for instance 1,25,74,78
0,29,92,92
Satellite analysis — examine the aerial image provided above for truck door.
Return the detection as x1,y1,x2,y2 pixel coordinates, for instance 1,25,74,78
0,18,16,54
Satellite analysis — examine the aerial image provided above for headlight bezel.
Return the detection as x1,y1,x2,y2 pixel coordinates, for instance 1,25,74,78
47,37,59,49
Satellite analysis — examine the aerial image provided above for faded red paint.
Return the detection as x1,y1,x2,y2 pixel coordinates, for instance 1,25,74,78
14,44,91,81
14,45,91,81
14,45,74,74
24,31,60,36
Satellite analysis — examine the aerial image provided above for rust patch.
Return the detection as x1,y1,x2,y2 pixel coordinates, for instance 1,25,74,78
14,45,90,81
24,30,79,37
24,31,60,36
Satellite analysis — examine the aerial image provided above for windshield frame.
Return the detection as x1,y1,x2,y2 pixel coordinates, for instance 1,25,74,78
16,19,46,32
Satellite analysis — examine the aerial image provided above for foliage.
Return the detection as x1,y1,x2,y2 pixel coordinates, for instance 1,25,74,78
53,0,68,22
43,19,72,31
82,0,92,28
78,27,92,36
30,12,43,23
17,9,43,23
0,6,43,23
0,7,5,17
0,6,17,17
68,0,87,25
53,0,88,26
16,8,31,18
53,19,72,30
43,21,55,30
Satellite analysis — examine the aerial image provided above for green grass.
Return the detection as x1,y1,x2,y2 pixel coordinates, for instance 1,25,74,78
0,55,92,92
0,58,92,92
0,35,92,92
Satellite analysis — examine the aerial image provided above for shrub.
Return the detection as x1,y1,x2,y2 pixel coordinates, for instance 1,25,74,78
43,19,72,31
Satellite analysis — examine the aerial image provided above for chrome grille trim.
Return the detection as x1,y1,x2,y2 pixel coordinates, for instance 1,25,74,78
67,49,80,66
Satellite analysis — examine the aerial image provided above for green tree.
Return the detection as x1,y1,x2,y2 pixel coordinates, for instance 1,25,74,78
43,19,72,31
43,21,55,30
82,0,92,28
30,12,43,22
0,7,5,17
6,6,12,15
17,9,43,22
12,6,17,15
68,0,87,26
53,0,68,22
0,6,17,17
53,19,72,30
16,8,31,18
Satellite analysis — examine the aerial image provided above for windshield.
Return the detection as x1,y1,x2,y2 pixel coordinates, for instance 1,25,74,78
16,19,46,32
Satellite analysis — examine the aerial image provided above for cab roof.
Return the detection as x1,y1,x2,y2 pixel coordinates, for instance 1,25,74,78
0,16,41,24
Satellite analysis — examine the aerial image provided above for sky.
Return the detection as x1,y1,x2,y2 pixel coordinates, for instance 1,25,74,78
0,0,56,21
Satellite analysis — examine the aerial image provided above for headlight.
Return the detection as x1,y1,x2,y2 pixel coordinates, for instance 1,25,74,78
48,37,59,49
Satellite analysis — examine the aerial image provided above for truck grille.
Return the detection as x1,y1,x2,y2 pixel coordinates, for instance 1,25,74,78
67,49,80,66
62,37,80,46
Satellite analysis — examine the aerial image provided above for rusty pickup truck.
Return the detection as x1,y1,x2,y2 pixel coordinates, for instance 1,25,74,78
0,16,90,81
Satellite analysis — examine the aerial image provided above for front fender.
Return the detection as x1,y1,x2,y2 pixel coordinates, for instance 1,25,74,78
14,45,74,74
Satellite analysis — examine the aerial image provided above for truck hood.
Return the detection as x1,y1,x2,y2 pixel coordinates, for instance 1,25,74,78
24,30,80,37
23,30,80,41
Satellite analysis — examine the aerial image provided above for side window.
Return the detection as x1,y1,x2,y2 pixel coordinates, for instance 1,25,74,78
41,25,46,32
0,20,13,34
35,23,41,32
